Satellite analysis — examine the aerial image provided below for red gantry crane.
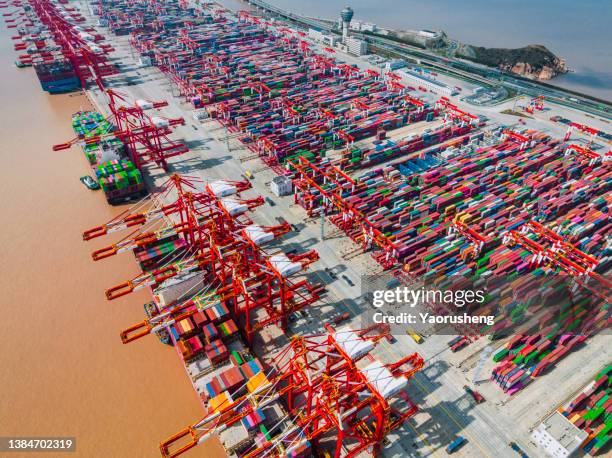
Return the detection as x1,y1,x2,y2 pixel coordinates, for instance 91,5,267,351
525,95,545,114
53,89,189,170
28,0,117,88
83,173,323,343
159,324,424,458
310,53,336,72
120,285,236,344
117,219,320,344
447,218,490,260
563,122,599,145
501,129,531,151
82,174,258,294
502,220,612,304
231,246,321,343
564,143,603,167
436,97,479,127
290,156,401,269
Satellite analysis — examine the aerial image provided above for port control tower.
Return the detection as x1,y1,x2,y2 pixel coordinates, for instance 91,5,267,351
340,6,354,42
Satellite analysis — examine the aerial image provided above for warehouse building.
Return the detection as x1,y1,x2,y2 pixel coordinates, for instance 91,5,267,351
418,29,441,39
351,20,376,32
345,36,368,56
270,176,293,197
307,28,339,47
397,69,458,96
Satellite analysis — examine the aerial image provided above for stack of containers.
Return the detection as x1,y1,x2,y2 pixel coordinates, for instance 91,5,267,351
71,110,146,202
241,409,266,432
344,124,474,169
218,366,244,393
175,317,196,339
95,159,143,194
309,132,610,375
490,319,596,394
97,0,197,35
202,301,230,323
177,335,204,361
560,366,612,455
71,111,122,165
167,291,241,371
204,339,228,366
327,132,609,275
127,11,436,165
240,359,263,379
201,322,218,343
205,366,245,399
217,319,238,341
134,235,188,270
105,0,611,400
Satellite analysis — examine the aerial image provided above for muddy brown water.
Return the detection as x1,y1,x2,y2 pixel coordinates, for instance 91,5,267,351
0,22,205,458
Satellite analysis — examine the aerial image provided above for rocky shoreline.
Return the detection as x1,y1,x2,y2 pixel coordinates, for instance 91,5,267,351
460,44,568,80
379,28,568,81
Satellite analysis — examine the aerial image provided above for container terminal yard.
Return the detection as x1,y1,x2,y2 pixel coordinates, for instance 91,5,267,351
1,0,610,457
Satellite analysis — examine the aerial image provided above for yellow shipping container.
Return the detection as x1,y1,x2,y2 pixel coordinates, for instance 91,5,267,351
209,391,233,414
178,318,193,334
247,371,270,394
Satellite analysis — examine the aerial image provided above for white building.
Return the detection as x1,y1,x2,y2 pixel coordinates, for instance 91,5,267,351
270,176,293,197
337,19,377,33
531,412,587,458
345,37,368,56
307,28,339,47
323,35,340,47
308,28,325,41
351,20,377,33
397,69,458,97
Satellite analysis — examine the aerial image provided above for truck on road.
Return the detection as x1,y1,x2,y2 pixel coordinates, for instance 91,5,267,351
446,436,466,454
509,441,530,458
406,327,423,344
464,385,485,403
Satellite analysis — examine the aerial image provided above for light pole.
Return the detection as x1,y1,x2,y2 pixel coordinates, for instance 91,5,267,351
224,124,230,151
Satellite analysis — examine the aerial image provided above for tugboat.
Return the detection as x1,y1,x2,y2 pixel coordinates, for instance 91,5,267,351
144,302,172,346
80,175,101,190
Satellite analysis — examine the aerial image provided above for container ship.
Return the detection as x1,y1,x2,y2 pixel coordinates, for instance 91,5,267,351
71,111,146,204
33,54,80,93
5,0,116,93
